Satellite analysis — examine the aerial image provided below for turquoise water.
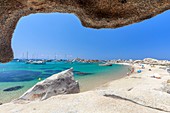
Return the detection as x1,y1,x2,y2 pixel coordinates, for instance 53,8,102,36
0,61,129,103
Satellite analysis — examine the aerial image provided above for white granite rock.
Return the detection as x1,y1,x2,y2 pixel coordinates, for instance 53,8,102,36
19,68,80,101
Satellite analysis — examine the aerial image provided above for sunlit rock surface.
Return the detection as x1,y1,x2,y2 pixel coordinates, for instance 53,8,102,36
18,68,80,101
0,0,170,63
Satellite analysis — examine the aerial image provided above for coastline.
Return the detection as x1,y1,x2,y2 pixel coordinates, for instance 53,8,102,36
0,63,129,103
0,62,170,113
97,63,170,111
80,64,133,93
93,64,132,91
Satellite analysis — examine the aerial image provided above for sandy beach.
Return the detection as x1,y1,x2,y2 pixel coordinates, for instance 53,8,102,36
0,63,170,113
0,0,169,112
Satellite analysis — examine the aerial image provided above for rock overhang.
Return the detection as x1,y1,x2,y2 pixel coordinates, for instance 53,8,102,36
0,0,170,63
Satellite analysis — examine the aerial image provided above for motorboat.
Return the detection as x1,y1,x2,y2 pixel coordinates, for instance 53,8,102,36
26,60,46,65
99,63,112,66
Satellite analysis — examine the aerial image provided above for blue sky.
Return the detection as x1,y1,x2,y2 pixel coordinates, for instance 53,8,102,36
12,10,170,60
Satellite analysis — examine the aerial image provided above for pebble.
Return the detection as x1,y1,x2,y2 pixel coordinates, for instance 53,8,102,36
167,79,170,84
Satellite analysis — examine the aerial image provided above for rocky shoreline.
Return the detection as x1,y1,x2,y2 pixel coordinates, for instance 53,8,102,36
0,58,170,113
17,68,80,101
109,58,170,66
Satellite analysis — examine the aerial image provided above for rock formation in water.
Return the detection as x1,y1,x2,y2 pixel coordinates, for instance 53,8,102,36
18,68,80,101
3,86,24,92
0,0,170,63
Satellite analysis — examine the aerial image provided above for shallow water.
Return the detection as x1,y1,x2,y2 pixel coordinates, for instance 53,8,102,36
0,61,130,103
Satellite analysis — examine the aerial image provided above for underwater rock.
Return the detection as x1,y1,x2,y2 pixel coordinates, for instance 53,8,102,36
3,86,24,92
0,0,170,63
19,68,80,101
0,70,42,82
75,71,93,76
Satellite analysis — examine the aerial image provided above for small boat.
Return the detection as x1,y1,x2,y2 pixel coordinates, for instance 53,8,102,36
26,60,46,65
17,60,20,62
32,61,46,65
25,60,33,64
99,63,112,66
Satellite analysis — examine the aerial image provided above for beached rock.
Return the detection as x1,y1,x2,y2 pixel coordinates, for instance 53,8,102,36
143,58,170,65
1,1,170,63
133,60,143,63
167,79,170,84
18,68,80,101
167,90,170,94
164,84,170,94
143,58,159,64
3,86,24,92
0,103,2,105
167,68,170,73
108,58,170,65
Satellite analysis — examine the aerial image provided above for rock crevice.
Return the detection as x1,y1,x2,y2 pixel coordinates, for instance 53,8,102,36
104,94,170,112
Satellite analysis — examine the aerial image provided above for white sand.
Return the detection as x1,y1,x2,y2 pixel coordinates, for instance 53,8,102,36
0,63,170,113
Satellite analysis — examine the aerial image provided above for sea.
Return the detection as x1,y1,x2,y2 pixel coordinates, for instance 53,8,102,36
0,61,130,103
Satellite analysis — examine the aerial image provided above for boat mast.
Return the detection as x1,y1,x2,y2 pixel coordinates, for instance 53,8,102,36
26,51,28,60
54,53,57,60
